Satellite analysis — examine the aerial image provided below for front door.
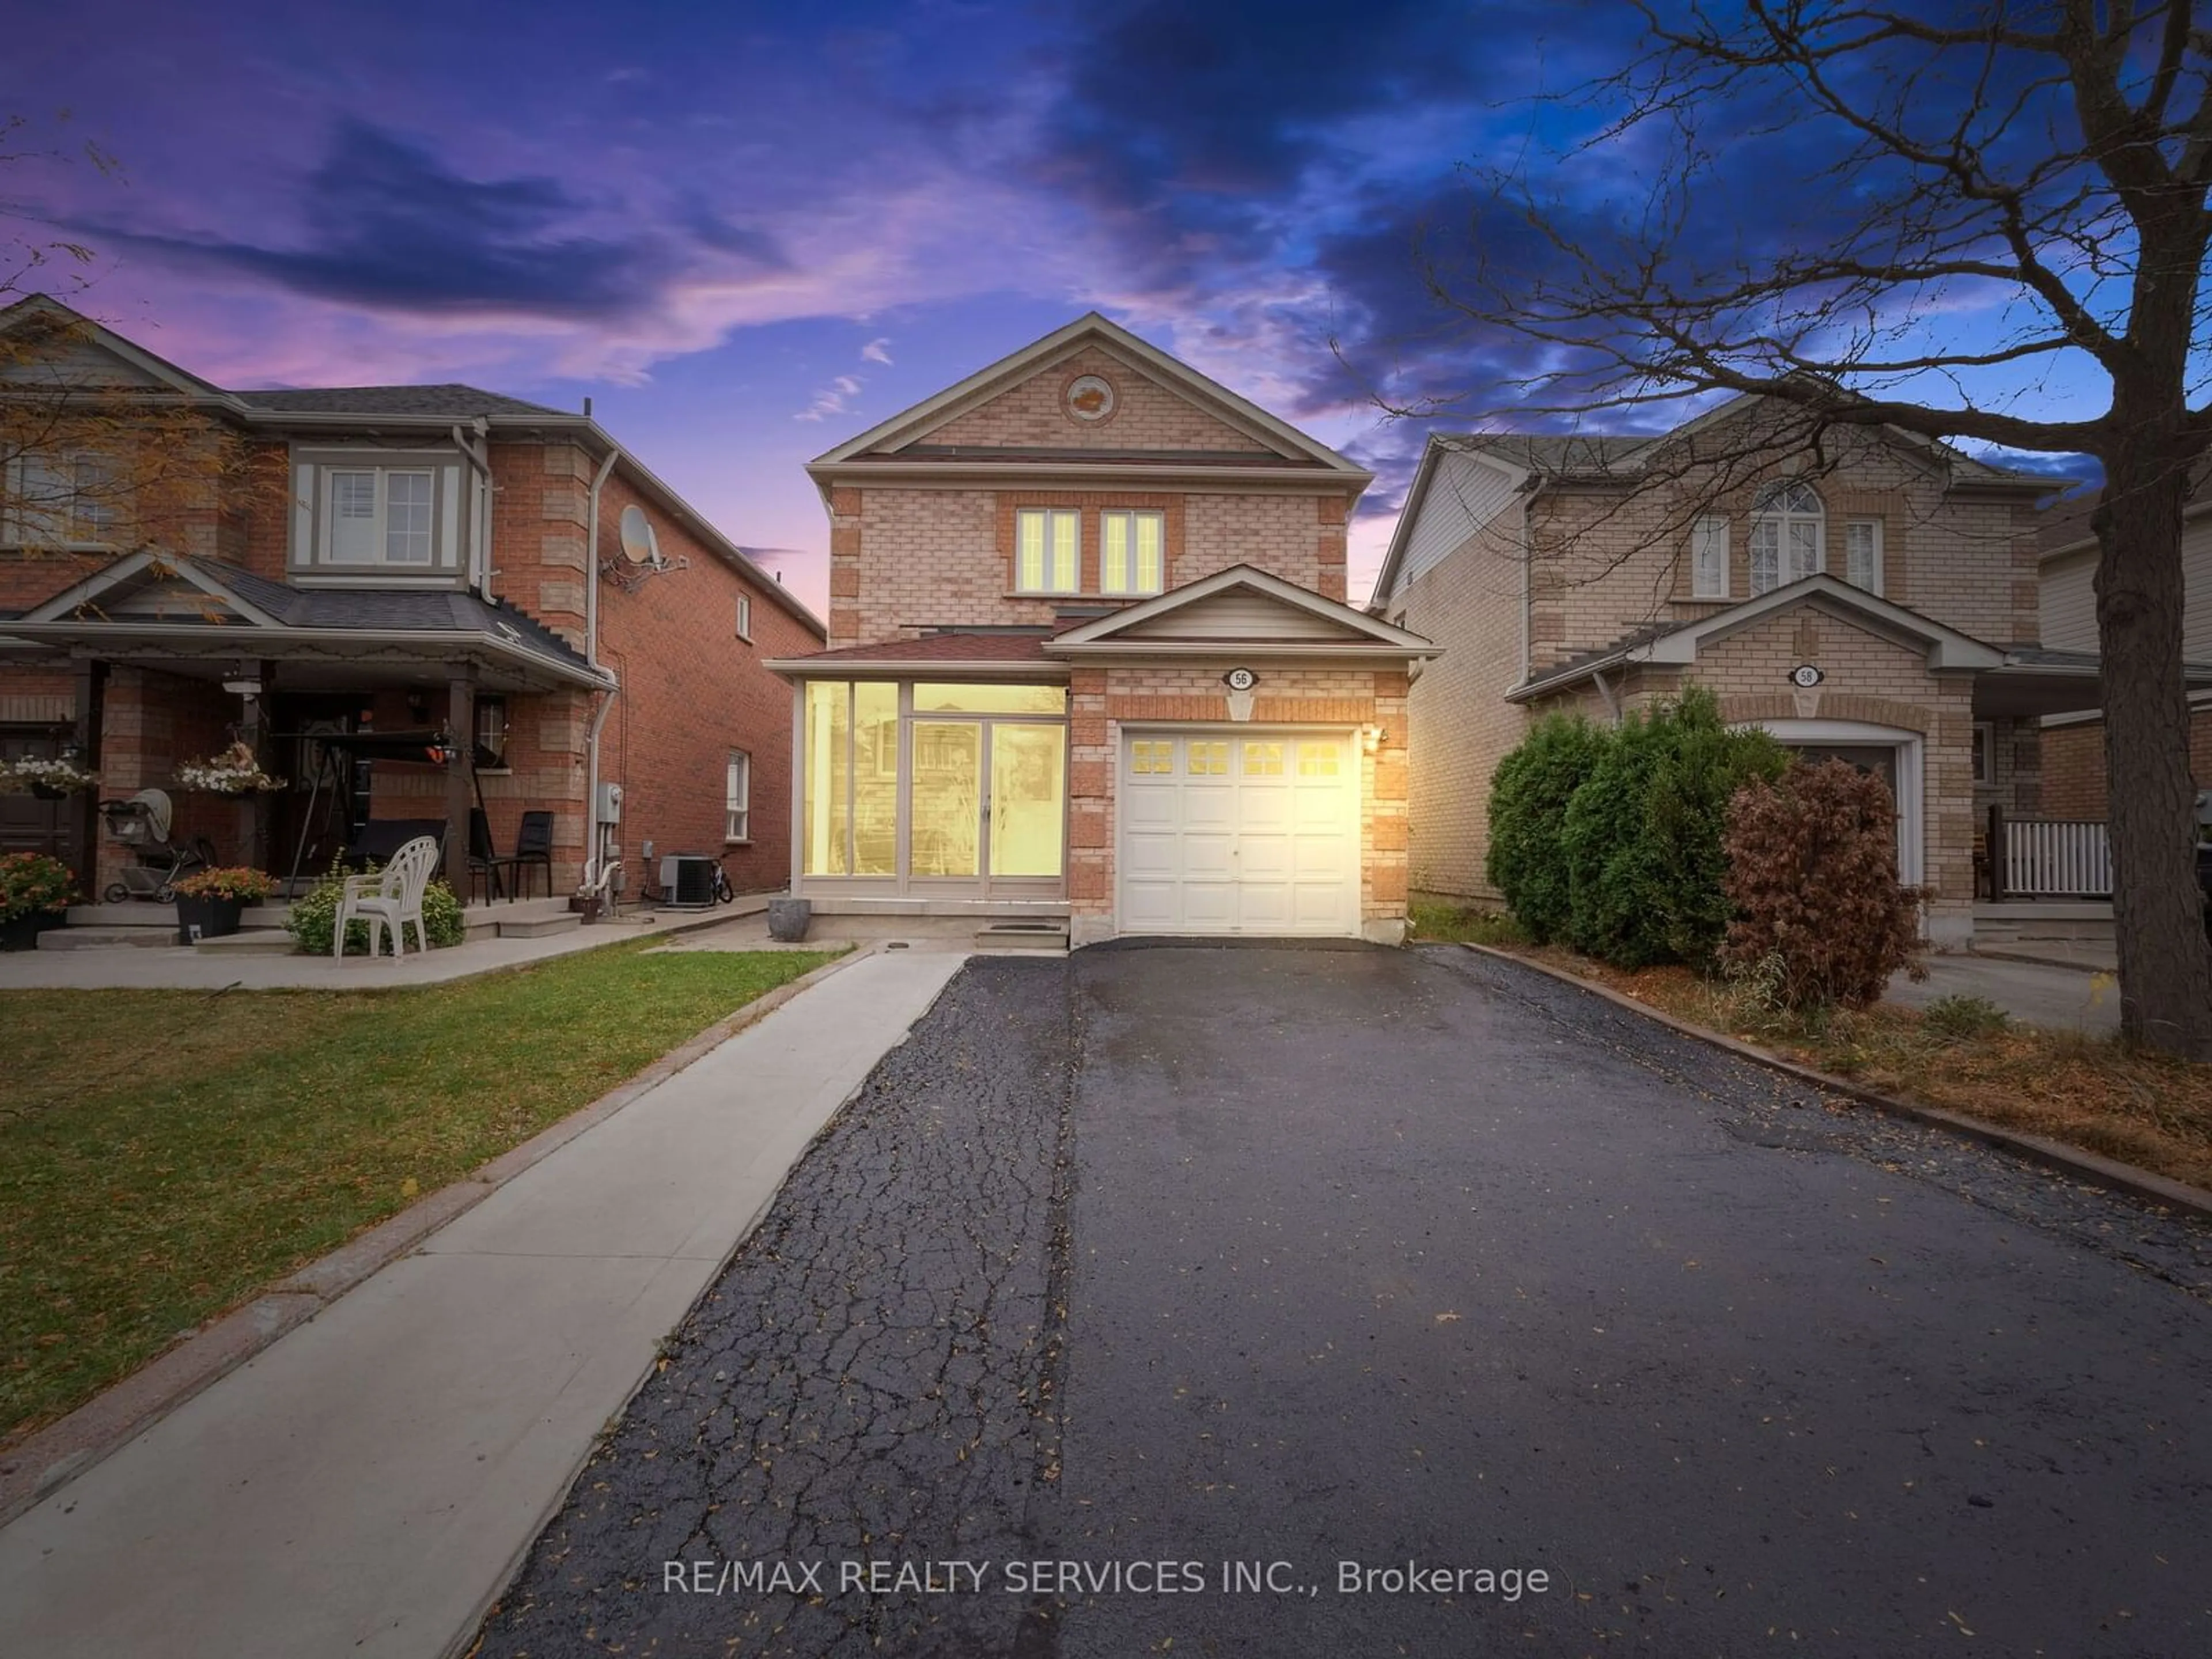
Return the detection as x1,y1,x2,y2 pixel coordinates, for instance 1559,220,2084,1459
908,718,1065,895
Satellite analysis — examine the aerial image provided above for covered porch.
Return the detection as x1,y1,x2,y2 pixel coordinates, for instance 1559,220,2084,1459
1966,649,2212,907
0,552,612,903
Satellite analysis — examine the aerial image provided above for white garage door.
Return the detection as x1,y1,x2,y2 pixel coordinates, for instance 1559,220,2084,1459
1119,729,1358,936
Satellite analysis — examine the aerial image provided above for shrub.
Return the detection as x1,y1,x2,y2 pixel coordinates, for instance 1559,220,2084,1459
1485,711,1611,943
1922,993,2012,1040
1719,758,1926,1010
1557,685,1789,968
284,859,466,955
171,865,278,903
0,851,75,920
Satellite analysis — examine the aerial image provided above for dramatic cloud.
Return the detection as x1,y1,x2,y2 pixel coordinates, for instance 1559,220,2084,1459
86,122,670,318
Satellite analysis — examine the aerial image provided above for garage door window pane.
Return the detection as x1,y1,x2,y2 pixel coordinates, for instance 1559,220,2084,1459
1297,743,1340,777
1243,742,1283,775
1131,739,1173,775
1188,740,1228,775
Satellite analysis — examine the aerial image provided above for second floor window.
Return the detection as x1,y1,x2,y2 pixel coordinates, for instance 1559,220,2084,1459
1844,520,1884,594
1100,509,1165,596
1015,507,1081,593
3,452,120,548
1690,515,1729,598
327,468,435,566
1749,481,1824,594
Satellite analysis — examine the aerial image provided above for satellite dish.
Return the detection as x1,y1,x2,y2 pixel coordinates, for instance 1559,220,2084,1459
618,505,663,569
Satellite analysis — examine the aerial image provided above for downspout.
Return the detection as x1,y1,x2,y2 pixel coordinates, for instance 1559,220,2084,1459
582,446,621,892
1590,666,1622,724
452,419,493,598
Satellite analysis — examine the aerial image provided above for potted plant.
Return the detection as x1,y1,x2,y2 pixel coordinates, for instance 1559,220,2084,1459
0,851,76,950
174,741,286,796
170,865,278,944
0,756,101,800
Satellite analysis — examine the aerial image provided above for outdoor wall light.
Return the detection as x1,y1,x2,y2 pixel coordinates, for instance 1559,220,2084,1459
1360,723,1385,754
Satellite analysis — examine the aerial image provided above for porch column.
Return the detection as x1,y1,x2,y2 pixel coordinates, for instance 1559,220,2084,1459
70,660,105,895
238,660,275,874
445,666,475,889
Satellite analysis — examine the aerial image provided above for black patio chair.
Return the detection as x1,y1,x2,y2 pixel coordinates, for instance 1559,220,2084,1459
510,809,556,900
468,807,518,904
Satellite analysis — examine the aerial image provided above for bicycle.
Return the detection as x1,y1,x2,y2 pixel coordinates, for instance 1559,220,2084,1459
710,863,735,905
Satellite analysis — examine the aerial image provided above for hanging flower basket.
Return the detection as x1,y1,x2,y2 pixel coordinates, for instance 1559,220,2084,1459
175,742,286,796
0,756,101,798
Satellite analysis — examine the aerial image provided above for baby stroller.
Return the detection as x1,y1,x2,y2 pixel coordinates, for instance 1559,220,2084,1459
99,789,213,903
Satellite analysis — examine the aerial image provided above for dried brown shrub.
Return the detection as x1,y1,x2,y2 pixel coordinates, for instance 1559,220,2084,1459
1719,759,1926,1010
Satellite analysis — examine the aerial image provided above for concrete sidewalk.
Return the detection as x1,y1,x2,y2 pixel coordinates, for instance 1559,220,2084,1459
1885,949,2120,1034
0,946,969,1659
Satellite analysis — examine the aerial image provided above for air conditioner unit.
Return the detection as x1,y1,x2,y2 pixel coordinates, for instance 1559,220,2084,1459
660,854,717,909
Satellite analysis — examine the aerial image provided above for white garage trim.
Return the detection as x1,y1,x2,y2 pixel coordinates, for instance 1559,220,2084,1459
1116,725,1362,938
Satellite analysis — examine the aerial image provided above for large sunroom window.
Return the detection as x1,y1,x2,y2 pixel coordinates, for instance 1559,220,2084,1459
803,681,898,876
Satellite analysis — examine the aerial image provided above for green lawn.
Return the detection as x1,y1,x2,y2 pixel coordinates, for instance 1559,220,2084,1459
0,940,839,1440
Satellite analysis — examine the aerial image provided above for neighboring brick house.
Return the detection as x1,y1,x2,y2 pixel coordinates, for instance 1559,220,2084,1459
0,296,821,903
2037,476,2212,817
765,313,1432,945
1372,403,2131,946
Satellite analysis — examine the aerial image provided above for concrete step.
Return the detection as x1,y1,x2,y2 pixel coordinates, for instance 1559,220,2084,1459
975,920,1071,952
1975,918,2118,945
66,902,291,929
39,926,180,951
497,912,583,939
193,930,298,957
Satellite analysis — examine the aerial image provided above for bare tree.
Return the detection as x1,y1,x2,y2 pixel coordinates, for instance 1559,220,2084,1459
1428,2,2212,1058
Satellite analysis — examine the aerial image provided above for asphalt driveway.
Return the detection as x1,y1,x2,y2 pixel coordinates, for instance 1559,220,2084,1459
475,944,2212,1658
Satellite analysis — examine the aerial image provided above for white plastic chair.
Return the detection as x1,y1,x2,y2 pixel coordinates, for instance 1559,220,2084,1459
332,835,441,959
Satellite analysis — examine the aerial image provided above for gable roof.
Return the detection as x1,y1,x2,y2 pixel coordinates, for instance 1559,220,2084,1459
1508,573,2003,702
0,293,233,401
807,313,1370,485
1046,564,1431,659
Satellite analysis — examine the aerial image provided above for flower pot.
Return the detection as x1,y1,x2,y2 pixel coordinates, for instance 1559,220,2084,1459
767,896,812,943
175,893,245,945
1,912,63,952
30,782,66,801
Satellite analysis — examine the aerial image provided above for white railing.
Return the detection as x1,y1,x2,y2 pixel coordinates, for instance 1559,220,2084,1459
2001,817,2112,898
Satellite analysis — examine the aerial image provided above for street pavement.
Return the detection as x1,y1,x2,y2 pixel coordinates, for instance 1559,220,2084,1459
473,943,2212,1658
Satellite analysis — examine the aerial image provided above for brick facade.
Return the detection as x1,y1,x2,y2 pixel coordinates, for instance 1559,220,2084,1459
802,318,1399,940
0,340,818,899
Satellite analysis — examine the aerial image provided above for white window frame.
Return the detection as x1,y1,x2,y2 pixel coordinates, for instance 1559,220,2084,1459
1844,518,1884,594
1690,514,1729,599
2,452,122,549
1014,507,1081,595
1749,481,1825,595
736,592,753,642
474,695,510,771
1098,509,1166,597
319,465,440,568
725,749,752,843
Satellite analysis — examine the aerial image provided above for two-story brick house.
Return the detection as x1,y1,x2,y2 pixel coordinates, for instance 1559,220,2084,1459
0,297,822,905
1374,401,2133,946
766,314,1432,945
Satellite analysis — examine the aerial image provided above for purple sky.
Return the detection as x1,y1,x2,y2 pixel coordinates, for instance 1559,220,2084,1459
1,2,2105,617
